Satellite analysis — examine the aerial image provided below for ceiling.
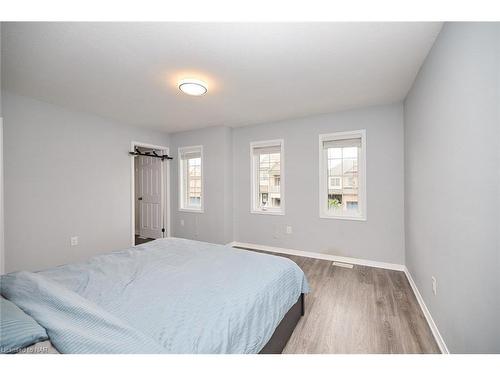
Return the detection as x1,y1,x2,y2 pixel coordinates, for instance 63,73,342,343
1,22,442,133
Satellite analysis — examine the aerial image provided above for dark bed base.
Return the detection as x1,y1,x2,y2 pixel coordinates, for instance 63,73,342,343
259,293,304,354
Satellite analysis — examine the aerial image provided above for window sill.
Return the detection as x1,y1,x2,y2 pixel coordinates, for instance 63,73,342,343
319,213,366,221
179,207,204,214
251,209,285,216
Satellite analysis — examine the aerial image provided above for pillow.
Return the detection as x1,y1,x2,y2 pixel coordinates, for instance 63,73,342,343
0,296,48,354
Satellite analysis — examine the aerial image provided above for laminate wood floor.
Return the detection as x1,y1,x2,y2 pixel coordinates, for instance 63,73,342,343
248,249,440,354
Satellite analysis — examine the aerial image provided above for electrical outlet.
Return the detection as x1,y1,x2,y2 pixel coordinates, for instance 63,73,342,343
431,276,437,295
286,225,293,234
180,219,185,226
70,236,79,246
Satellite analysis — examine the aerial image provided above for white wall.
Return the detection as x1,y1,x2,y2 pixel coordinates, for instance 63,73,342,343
2,91,170,272
169,126,233,245
404,23,500,353
233,104,405,264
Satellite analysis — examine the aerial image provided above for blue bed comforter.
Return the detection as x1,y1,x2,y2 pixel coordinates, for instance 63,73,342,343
0,238,309,354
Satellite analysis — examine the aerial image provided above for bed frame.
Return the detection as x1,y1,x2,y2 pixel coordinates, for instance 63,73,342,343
259,293,304,354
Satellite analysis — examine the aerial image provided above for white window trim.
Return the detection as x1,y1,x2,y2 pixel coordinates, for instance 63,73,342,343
319,130,367,221
250,139,285,216
178,145,204,213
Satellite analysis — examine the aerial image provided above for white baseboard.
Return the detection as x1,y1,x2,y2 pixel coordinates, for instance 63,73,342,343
229,241,405,271
403,266,449,354
228,240,448,353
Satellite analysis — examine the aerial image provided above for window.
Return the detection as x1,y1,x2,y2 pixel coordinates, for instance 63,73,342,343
250,139,284,215
179,145,203,212
319,130,366,220
329,176,342,189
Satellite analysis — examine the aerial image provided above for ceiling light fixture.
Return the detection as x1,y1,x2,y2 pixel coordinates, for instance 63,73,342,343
178,79,208,96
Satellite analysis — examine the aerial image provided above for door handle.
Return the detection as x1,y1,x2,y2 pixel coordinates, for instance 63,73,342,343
138,197,143,201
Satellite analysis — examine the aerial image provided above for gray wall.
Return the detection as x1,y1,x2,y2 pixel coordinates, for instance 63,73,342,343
2,91,170,272
168,105,405,265
404,23,500,353
169,126,233,245
233,104,405,264
1,23,4,274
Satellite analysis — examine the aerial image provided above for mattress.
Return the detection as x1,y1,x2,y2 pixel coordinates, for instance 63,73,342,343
1,238,309,354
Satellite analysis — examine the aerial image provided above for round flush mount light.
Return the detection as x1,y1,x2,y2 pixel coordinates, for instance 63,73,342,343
178,79,208,96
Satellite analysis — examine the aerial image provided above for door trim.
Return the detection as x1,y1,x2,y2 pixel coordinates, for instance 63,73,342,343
130,141,170,246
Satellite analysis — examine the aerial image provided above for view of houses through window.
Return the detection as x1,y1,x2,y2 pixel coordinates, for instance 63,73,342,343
327,145,359,215
258,152,281,209
320,131,365,219
251,141,283,214
187,157,201,206
179,145,203,211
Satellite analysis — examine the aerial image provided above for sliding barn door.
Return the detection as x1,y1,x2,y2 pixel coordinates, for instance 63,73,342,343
138,155,163,239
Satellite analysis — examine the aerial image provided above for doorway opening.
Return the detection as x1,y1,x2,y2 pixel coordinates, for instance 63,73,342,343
130,142,170,246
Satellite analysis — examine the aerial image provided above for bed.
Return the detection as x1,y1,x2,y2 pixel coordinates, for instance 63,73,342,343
1,238,309,354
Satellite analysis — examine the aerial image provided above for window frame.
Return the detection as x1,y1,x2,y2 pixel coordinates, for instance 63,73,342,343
178,145,204,213
250,139,285,216
319,130,366,221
